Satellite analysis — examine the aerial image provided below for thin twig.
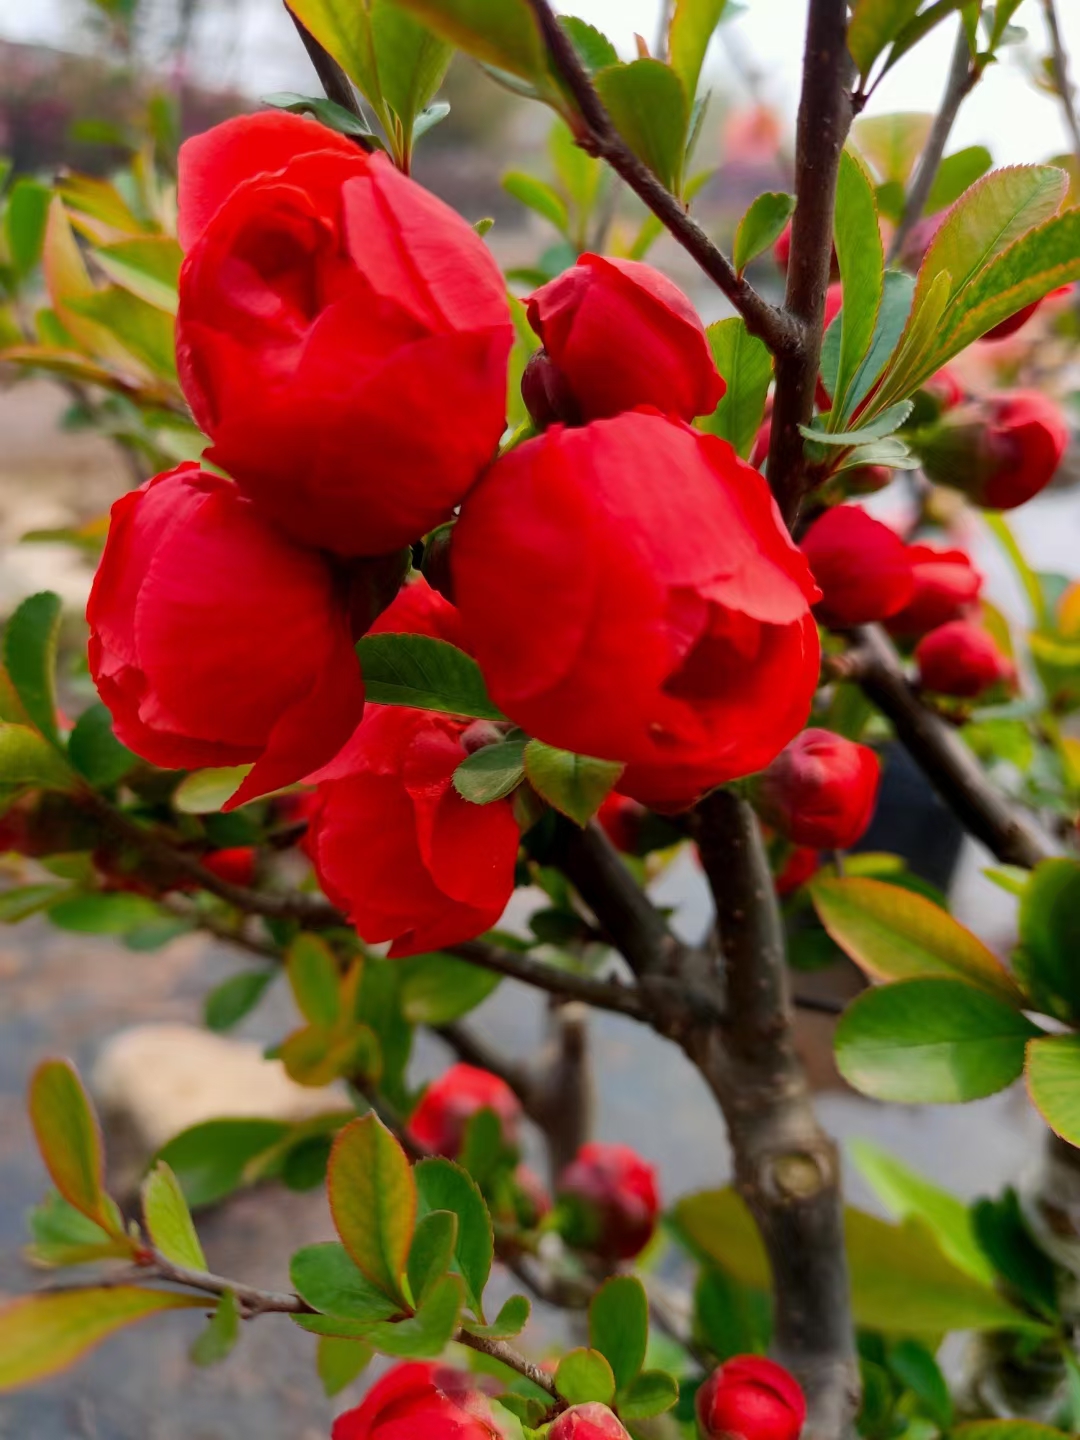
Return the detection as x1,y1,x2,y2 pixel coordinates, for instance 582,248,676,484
455,1330,560,1399
521,0,801,357
888,21,977,262
1042,0,1080,175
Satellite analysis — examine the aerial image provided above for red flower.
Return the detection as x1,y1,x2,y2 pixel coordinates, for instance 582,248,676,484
333,1361,506,1440
87,463,364,810
696,1357,806,1440
774,844,820,897
916,390,1069,511
556,1141,659,1261
407,1062,522,1158
525,254,723,423
800,506,914,628
452,412,821,810
886,544,982,639
367,573,467,649
200,847,256,888
548,1404,632,1439
916,620,1016,699
176,112,512,556
980,284,1073,341
759,729,880,850
596,793,645,854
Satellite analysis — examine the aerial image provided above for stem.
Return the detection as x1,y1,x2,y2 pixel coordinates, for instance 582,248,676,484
888,22,976,262
447,938,668,1022
455,1331,560,1399
1042,0,1080,173
521,0,801,356
286,7,372,133
765,0,854,525
852,624,1058,868
692,791,859,1440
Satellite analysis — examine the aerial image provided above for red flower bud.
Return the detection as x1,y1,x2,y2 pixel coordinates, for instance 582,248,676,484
556,1141,659,1261
548,1403,632,1439
980,284,1073,341
452,412,821,811
916,391,1069,511
800,506,914,628
696,1356,806,1440
774,844,820,897
521,348,582,428
333,1361,506,1440
177,113,512,556
596,793,645,854
773,223,838,281
526,254,724,422
921,367,966,413
406,1063,522,1159
759,729,880,850
915,619,1016,699
885,544,982,640
201,847,257,889
87,464,364,810
816,285,845,410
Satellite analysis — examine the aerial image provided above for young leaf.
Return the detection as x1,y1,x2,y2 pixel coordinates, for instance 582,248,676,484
556,1348,617,1408
407,1209,459,1304
92,236,182,313
701,317,773,458
924,145,994,214
6,179,51,279
0,723,75,789
263,91,377,140
0,1288,206,1393
316,1335,373,1397
835,977,1039,1103
559,16,618,73
1026,1034,1080,1148
329,1115,416,1304
26,1191,132,1268
589,1274,648,1392
399,952,502,1025
370,4,453,144
733,192,795,276
204,969,275,1033
142,1161,207,1270
66,287,177,380
66,703,135,787
847,0,923,79
362,1273,464,1357
830,149,884,423
502,172,570,234
809,875,1024,1003
854,111,933,187
523,740,623,826
190,1290,240,1367
356,634,506,721
460,1292,530,1339
28,1059,118,1234
453,737,527,804
287,933,342,1028
802,401,914,446
3,591,62,745
384,0,551,90
668,0,729,103
415,1156,493,1320
290,1242,402,1321
285,0,382,114
619,1370,680,1419
594,60,689,194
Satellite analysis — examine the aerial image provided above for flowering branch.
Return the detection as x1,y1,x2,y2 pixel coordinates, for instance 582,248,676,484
521,0,802,357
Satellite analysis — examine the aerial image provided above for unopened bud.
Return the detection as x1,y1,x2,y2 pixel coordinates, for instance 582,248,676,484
521,349,582,429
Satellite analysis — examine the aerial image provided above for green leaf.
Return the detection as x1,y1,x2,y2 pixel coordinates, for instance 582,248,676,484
835,977,1039,1103
290,1242,402,1321
204,969,275,1032
1026,1034,1080,1147
523,740,623,826
25,1191,131,1267
457,1108,505,1188
0,1288,206,1393
93,237,181,313
887,1338,952,1428
803,401,914,446
407,1209,458,1304
141,1161,207,1270
66,703,135,787
262,91,377,140
854,111,933,186
461,1292,530,1339
809,876,1023,1002
190,1290,240,1367
453,737,526,805
559,16,618,73
694,1266,770,1361
28,1059,118,1233
502,172,569,234
733,191,795,276
0,723,71,787
49,892,162,935
972,1190,1058,1319
329,1115,415,1305
364,1273,464,1358
589,1275,648,1392
549,117,603,222
1017,859,1080,1016
619,1370,680,1419
848,1139,994,1282
880,0,973,78
156,1117,292,1207
287,933,341,1028
415,1156,492,1320
316,1335,373,1397
67,287,177,380
399,952,502,1024
357,633,506,721
830,149,884,422
925,145,994,214
555,1348,616,1408
823,268,913,416
384,0,550,89
669,0,729,104
0,882,71,922
371,3,453,141
847,0,923,79
3,592,62,745
285,0,381,110
701,317,773,458
594,60,689,194
173,765,252,814
5,178,52,279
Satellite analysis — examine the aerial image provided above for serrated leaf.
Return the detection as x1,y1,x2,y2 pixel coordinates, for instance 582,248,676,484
0,1288,206,1393
415,1156,492,1321
523,740,623,826
502,172,569,233
66,703,135,786
555,1348,616,1407
190,1290,240,1367
29,1059,119,1234
835,977,1039,1103
925,145,993,214
263,91,377,139
204,969,275,1033
285,0,381,110
453,737,526,805
357,633,506,721
700,317,773,458
399,952,501,1024
316,1335,373,1397
619,1370,680,1419
1026,1034,1080,1148
329,1115,415,1305
733,191,795,276
172,766,252,814
287,933,341,1027
559,16,618,73
668,0,729,102
290,1242,402,1321
589,1275,647,1391
371,4,452,143
142,1161,207,1270
867,266,952,416
461,1292,530,1339
847,0,924,79
830,149,884,422
802,400,914,446
594,60,689,194
93,237,181,313
3,591,62,745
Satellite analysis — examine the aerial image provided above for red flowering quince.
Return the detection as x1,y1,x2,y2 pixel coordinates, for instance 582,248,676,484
548,1403,632,1439
758,728,880,850
87,463,364,809
556,1141,660,1261
176,111,513,556
886,543,983,640
406,1062,522,1158
333,1361,506,1440
800,506,914,629
696,1356,806,1440
452,411,821,810
916,619,1016,699
916,390,1069,511
525,254,724,423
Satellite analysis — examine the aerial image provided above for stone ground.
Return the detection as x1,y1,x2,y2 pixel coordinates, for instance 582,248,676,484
0,379,1062,1436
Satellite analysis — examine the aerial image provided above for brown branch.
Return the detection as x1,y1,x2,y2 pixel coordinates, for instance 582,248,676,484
521,0,801,357
1042,0,1080,174
691,790,859,1440
765,0,854,526
887,22,977,262
852,624,1058,869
